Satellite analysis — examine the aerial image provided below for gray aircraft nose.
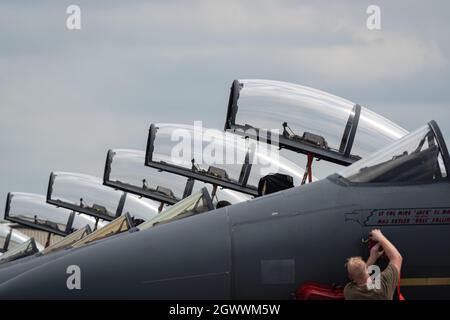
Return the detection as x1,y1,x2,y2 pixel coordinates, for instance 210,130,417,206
0,210,232,299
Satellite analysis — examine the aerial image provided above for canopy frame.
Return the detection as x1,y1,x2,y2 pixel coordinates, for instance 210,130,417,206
47,173,124,222
4,192,76,237
145,124,258,196
224,79,362,166
103,149,195,205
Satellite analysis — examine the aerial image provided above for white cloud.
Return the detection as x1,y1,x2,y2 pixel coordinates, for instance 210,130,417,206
288,33,448,81
77,1,449,83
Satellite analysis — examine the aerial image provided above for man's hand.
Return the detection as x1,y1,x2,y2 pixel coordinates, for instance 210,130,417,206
369,229,385,242
368,229,402,274
367,243,384,266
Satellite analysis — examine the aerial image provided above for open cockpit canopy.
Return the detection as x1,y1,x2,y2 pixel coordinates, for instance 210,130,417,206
5,192,103,236
104,149,193,205
225,79,408,166
47,172,159,222
105,149,252,207
145,124,309,197
139,187,214,230
0,224,31,254
0,238,38,265
338,121,449,184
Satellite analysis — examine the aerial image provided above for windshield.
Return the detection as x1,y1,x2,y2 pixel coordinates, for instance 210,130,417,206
71,214,133,249
338,124,448,183
0,238,38,265
146,123,309,196
48,172,159,221
139,188,213,230
227,79,408,164
5,192,105,236
42,225,91,255
193,183,252,206
354,108,408,160
121,194,159,222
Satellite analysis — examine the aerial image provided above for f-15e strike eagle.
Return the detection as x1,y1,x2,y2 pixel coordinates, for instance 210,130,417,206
1,80,448,299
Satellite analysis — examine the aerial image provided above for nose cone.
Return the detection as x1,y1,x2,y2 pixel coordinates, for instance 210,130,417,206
0,209,232,299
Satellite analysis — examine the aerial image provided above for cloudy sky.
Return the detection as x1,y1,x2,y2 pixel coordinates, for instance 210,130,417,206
1,0,450,216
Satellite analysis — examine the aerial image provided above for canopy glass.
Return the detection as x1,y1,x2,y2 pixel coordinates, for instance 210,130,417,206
105,149,192,205
47,172,159,222
5,192,104,236
106,149,253,207
225,79,408,165
146,123,308,196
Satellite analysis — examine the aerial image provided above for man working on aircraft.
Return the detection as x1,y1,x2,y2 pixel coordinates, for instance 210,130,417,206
344,229,403,300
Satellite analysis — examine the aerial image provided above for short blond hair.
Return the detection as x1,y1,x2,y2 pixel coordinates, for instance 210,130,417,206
346,256,367,282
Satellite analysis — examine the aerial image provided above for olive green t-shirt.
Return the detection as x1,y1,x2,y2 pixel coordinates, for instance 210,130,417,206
344,264,399,300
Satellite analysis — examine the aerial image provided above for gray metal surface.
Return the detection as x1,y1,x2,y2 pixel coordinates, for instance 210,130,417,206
0,175,448,299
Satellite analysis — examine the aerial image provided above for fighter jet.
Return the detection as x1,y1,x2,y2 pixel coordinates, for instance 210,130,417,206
0,120,447,299
3,79,442,300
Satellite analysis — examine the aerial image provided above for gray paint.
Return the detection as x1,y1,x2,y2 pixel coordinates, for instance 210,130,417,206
0,175,448,299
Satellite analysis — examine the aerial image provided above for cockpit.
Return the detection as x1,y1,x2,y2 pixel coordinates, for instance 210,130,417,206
41,214,134,253
0,224,33,255
45,188,212,251
0,238,39,265
225,79,408,166
71,213,135,249
42,225,92,255
337,121,449,184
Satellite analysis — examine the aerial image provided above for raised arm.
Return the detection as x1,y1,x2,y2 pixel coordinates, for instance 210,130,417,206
366,243,383,266
369,229,403,273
